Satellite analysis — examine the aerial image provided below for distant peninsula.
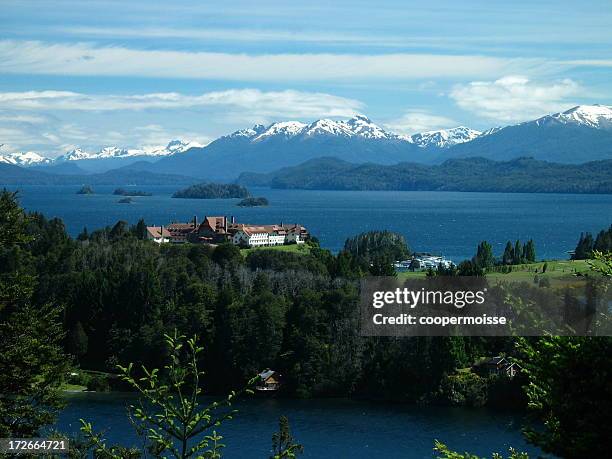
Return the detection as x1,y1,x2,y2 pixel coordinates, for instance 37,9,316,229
237,196,269,207
77,185,94,195
172,183,250,199
113,188,152,196
237,157,612,194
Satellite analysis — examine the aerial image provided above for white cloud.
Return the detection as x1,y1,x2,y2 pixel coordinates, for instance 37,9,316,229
0,40,540,81
450,76,582,122
0,89,362,118
384,111,459,135
0,87,364,155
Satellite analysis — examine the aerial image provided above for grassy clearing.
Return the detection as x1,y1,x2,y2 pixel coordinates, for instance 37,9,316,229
240,244,312,256
485,259,591,288
61,383,87,392
398,259,594,288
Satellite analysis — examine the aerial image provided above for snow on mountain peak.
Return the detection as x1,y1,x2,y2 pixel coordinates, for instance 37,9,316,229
549,104,612,128
60,148,93,161
253,121,308,141
345,115,389,139
409,126,482,148
0,151,52,166
303,119,354,137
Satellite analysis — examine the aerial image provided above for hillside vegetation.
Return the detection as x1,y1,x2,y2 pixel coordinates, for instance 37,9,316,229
238,157,612,194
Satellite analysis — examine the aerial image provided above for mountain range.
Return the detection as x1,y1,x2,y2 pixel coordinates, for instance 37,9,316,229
1,105,612,182
0,140,202,173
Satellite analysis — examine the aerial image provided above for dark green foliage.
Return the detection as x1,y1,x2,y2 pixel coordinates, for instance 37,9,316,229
457,260,484,276
473,241,495,268
246,250,327,275
270,416,303,459
212,243,244,267
237,156,612,194
0,190,70,437
237,196,269,207
434,441,529,459
572,225,612,259
523,240,536,262
172,183,250,199
133,218,148,240
495,239,536,266
343,230,410,276
81,332,257,458
437,372,488,407
517,336,612,458
502,241,514,265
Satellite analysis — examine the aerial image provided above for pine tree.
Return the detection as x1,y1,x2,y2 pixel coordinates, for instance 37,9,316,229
523,239,536,263
513,240,523,264
502,241,514,265
473,241,495,268
0,190,70,437
133,218,147,240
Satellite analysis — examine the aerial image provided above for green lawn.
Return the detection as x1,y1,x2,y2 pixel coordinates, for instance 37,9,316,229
240,244,312,256
61,383,87,392
485,259,592,287
398,259,594,288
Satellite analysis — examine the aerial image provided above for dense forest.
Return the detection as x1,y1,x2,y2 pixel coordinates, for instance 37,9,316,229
172,183,250,199
1,190,611,457
237,156,612,193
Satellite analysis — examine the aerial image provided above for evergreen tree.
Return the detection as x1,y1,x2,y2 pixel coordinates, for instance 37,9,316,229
523,239,536,263
77,226,89,241
573,232,594,260
502,241,514,265
69,321,89,362
109,220,129,240
270,416,303,459
473,241,494,268
133,218,148,240
513,240,523,264
0,190,70,437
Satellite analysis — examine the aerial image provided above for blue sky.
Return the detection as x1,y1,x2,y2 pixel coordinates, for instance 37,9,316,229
1,0,611,155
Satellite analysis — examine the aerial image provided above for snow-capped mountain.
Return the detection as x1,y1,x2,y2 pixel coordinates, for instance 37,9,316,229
535,104,612,129
447,105,612,163
155,115,427,181
0,151,52,166
230,115,406,143
409,126,482,149
55,140,203,163
1,140,205,174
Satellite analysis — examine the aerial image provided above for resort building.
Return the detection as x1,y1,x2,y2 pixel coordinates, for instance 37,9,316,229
145,226,171,244
146,216,309,247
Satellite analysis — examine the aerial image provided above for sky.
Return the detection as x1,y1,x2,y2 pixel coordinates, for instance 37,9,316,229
1,0,611,156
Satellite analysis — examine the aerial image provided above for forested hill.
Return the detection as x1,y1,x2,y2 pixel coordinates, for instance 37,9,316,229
237,157,612,194
0,163,198,186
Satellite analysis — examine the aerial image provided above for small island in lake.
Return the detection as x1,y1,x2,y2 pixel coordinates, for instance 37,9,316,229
113,188,152,197
237,196,269,207
76,185,94,195
172,183,250,199
117,197,134,203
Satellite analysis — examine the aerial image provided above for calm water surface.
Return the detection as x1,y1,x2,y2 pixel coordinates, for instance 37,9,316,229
57,393,540,458
9,185,612,260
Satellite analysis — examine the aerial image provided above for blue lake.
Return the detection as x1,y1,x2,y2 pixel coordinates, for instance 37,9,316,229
8,185,612,261
57,393,541,459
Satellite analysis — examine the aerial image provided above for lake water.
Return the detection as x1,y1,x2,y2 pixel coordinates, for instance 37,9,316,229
57,393,540,458
7,185,612,261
